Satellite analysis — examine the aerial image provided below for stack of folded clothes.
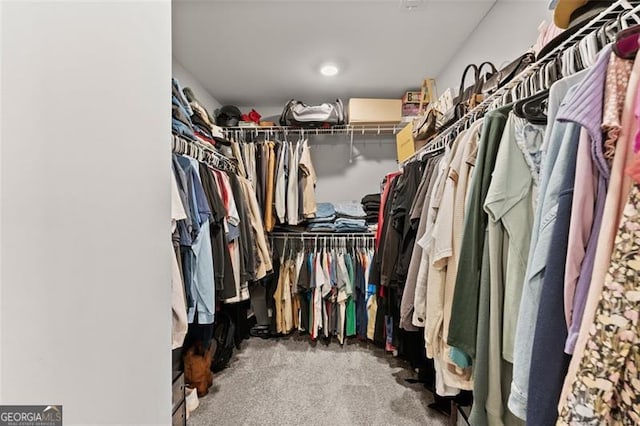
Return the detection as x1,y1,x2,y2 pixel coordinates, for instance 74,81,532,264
333,202,368,232
361,193,381,224
307,203,337,232
172,78,231,151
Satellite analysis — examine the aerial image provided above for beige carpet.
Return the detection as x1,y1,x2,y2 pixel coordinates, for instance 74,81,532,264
188,336,448,426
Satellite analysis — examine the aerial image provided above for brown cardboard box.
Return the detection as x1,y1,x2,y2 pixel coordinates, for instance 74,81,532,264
396,122,415,162
402,91,423,104
396,121,430,163
348,98,402,124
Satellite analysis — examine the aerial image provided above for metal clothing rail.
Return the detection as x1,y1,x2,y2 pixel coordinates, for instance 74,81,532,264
223,124,405,137
172,134,238,174
224,124,405,164
269,232,375,239
410,0,640,160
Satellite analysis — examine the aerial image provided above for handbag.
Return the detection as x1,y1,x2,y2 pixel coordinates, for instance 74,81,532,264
412,107,440,141
482,52,535,95
279,99,345,127
438,64,481,130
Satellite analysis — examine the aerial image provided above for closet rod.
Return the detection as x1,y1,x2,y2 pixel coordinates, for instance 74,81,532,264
172,134,238,173
222,124,405,137
269,232,375,239
404,0,640,163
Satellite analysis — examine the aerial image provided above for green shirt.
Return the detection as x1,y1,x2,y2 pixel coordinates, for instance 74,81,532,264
447,105,513,358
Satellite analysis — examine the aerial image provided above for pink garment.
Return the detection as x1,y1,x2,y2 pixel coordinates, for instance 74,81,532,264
533,20,564,56
635,86,640,153
563,129,597,329
625,152,640,183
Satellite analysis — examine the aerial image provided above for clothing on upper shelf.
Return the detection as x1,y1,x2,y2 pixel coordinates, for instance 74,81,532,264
361,193,381,224
303,202,371,232
334,202,367,219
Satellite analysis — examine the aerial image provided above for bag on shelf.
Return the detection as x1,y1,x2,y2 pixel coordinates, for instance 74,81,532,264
279,99,345,127
412,105,440,142
438,62,495,131
482,52,535,95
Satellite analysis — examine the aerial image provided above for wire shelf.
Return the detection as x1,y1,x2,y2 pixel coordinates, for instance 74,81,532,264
410,0,640,160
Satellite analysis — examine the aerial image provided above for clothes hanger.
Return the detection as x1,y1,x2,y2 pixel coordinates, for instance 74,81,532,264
514,89,550,124
613,6,640,59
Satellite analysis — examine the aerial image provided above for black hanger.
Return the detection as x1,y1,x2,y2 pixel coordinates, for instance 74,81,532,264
514,89,550,124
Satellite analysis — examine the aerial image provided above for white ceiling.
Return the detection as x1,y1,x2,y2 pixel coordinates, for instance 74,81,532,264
172,0,498,106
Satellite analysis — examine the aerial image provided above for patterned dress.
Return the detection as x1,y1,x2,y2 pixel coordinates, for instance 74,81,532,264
558,183,640,425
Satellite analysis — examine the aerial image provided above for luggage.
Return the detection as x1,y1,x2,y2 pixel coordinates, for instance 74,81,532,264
279,99,345,127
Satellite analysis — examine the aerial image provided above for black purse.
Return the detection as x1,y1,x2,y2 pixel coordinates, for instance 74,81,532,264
482,52,535,95
439,64,482,130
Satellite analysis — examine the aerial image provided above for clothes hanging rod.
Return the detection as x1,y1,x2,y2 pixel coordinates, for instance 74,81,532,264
404,0,640,163
269,232,375,239
172,134,238,173
222,124,406,136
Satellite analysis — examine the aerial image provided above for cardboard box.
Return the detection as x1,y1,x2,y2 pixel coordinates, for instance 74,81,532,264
402,103,421,117
348,98,402,124
396,122,416,163
402,91,423,104
396,121,430,162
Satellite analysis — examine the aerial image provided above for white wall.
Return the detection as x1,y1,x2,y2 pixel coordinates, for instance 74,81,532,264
436,1,553,95
0,2,172,425
307,135,397,203
173,57,222,115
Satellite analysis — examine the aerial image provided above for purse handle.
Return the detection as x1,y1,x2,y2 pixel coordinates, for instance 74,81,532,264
477,61,497,78
458,64,479,97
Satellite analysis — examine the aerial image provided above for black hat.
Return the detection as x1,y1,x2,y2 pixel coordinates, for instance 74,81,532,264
215,105,242,127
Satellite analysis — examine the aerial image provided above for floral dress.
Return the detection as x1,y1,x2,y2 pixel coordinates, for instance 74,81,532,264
558,183,640,425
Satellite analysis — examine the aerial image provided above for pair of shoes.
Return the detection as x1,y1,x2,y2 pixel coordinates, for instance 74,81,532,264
184,342,214,397
249,325,272,339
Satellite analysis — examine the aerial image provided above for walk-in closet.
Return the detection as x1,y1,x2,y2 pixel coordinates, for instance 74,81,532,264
3,1,640,425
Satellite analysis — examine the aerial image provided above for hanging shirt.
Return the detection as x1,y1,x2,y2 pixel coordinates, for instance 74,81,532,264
508,69,588,421
299,139,317,218
447,105,513,360
275,141,288,223
171,172,188,349
287,141,300,225
559,183,640,425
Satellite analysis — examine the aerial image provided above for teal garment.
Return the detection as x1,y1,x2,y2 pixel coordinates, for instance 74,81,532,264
450,347,472,368
447,105,513,358
345,253,356,336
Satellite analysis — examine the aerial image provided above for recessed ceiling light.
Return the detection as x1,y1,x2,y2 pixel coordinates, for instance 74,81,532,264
320,64,339,77
402,0,423,9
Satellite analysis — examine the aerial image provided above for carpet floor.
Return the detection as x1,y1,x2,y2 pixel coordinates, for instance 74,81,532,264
188,336,449,426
